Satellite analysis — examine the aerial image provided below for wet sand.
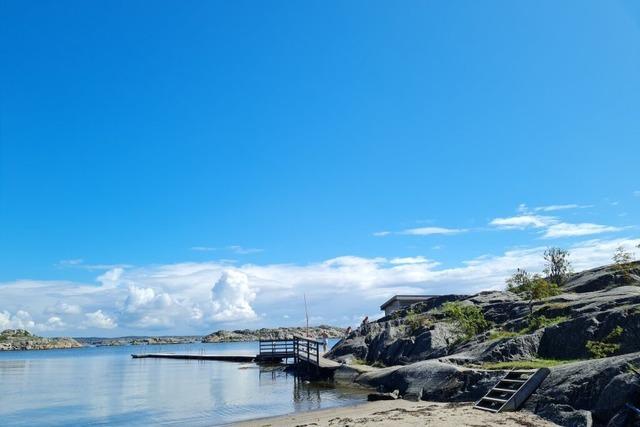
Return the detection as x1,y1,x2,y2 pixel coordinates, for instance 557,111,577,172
233,399,558,426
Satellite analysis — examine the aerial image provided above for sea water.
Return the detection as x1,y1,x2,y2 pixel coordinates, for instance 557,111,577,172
0,340,366,426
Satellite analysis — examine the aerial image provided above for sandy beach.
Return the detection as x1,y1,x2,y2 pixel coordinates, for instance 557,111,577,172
233,400,558,427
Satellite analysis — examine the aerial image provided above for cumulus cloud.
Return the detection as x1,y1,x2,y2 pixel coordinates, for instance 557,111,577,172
84,310,117,329
46,301,82,315
97,268,124,287
209,271,257,321
0,310,35,330
1,237,639,335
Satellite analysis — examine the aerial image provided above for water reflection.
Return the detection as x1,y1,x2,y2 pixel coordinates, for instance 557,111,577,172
0,342,366,426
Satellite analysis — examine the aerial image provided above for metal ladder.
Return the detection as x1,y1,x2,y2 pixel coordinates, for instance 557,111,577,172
474,368,550,413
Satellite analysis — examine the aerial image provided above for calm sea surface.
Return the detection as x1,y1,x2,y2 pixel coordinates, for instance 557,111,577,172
0,340,367,426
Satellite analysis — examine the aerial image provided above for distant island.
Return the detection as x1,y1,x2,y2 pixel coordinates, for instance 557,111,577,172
0,325,346,350
202,325,346,343
0,329,82,351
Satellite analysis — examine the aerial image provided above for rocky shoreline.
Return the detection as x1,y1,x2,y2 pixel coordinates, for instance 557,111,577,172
0,329,82,351
202,325,346,343
0,325,346,350
75,336,202,347
327,262,640,426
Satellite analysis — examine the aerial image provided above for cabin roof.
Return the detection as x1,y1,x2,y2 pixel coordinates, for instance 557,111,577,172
380,294,436,310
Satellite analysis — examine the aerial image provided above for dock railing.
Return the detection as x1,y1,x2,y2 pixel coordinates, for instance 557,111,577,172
258,338,296,361
293,334,322,367
257,335,323,367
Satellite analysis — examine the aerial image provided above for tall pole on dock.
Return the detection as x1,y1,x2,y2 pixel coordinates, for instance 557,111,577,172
304,293,309,338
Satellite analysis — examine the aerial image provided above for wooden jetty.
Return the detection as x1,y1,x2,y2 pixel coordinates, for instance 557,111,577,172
131,334,341,371
131,353,254,362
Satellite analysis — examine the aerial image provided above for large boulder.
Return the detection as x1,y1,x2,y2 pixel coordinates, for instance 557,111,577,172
525,352,640,425
355,360,503,402
447,330,543,364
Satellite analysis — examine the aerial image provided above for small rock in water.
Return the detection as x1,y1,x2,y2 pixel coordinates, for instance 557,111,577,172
367,389,400,401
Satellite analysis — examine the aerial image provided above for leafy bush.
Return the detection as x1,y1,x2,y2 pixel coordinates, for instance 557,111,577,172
404,310,433,334
613,246,635,284
441,302,489,339
586,326,623,359
506,269,562,314
522,315,568,333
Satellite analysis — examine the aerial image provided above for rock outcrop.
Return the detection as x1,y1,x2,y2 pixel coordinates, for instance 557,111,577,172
75,336,201,346
524,352,640,426
202,325,346,343
0,329,82,351
328,262,640,426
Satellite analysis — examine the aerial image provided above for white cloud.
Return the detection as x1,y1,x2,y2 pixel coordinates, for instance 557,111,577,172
534,204,592,212
46,301,82,315
209,271,257,322
400,226,467,236
57,258,84,267
1,237,639,335
490,215,555,229
56,259,131,271
191,246,216,252
97,268,124,287
124,286,157,313
84,310,117,329
228,246,263,255
0,310,35,330
490,206,625,239
45,316,66,330
373,231,391,237
389,256,430,265
542,223,624,239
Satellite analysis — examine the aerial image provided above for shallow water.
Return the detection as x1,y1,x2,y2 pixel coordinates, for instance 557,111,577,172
0,341,366,426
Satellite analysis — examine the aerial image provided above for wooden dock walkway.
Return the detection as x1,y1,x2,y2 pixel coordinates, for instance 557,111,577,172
131,353,255,362
131,335,342,371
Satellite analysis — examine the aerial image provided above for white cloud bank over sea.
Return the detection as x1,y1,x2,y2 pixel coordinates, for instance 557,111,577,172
0,237,638,336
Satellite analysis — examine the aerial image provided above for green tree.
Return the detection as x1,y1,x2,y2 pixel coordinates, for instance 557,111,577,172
543,247,572,286
613,246,635,284
441,302,489,340
506,269,561,314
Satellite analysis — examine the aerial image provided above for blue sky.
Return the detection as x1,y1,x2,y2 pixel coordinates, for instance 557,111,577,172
0,1,639,336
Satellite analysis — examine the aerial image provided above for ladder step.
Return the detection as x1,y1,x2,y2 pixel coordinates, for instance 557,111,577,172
481,397,509,403
474,368,550,414
493,387,517,393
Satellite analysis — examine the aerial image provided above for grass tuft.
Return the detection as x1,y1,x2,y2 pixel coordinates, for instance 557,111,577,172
480,358,577,370
488,330,522,341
